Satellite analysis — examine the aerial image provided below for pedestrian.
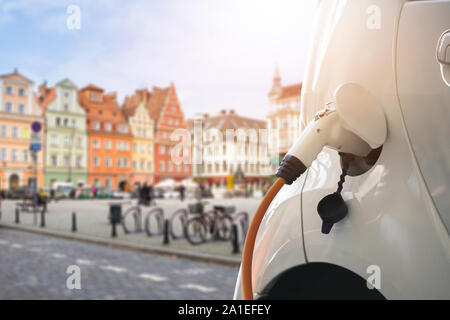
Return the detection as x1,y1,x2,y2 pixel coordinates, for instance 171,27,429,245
137,184,143,205
148,184,154,206
91,185,96,198
50,184,56,202
179,184,185,202
142,183,149,206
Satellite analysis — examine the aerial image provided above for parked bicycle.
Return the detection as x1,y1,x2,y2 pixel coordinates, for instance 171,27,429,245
185,203,249,245
169,208,188,239
121,203,163,236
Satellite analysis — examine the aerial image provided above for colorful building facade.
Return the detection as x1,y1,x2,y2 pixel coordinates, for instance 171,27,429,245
122,91,155,187
0,69,45,191
123,83,191,184
39,79,88,188
79,84,133,191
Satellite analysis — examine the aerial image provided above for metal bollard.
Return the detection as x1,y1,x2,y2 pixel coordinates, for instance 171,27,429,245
40,207,46,228
71,212,77,232
163,219,170,245
15,207,20,224
231,224,240,254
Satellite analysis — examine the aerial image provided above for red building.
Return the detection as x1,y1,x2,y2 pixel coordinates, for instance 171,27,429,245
123,83,191,183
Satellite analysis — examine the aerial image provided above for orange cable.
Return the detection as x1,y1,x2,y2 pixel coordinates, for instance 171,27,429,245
241,177,286,300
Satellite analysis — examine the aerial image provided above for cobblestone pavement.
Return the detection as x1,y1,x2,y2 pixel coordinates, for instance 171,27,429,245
0,228,239,299
0,198,259,258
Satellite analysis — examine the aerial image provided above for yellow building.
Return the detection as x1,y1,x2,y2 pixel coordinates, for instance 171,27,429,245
123,91,154,188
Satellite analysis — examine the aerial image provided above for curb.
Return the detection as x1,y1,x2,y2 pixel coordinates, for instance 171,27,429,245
0,223,241,267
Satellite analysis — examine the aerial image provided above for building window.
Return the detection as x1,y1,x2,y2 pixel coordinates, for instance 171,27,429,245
140,160,145,170
11,149,18,162
51,155,58,166
90,92,102,103
93,139,100,149
116,158,122,168
133,160,137,170
18,88,25,96
64,135,71,146
71,119,76,127
105,157,111,168
105,122,112,131
133,143,137,152
159,161,165,172
124,158,129,168
63,118,68,127
147,144,152,153
0,148,6,161
177,164,181,172
76,136,82,148
105,140,112,150
93,156,100,168
64,104,69,111
168,161,173,172
22,149,28,162
63,155,71,167
56,117,61,126
140,144,145,153
147,161,152,170
5,102,12,112
6,86,13,94
18,104,25,114
119,125,127,133
1,125,7,137
93,121,100,130
76,156,82,168
159,145,165,155
12,126,18,138
124,142,129,151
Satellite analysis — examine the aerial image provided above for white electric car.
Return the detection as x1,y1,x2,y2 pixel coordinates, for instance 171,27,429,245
235,0,450,299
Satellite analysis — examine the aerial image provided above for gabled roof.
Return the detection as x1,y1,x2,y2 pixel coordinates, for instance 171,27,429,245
122,86,171,123
78,84,128,124
0,68,34,84
147,87,170,123
55,78,77,89
38,87,56,112
80,83,104,92
188,110,266,132
278,83,302,100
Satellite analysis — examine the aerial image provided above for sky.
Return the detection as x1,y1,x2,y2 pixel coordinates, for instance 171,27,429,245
0,0,318,119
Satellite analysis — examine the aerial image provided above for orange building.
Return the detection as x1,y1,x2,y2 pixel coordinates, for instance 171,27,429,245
78,84,133,191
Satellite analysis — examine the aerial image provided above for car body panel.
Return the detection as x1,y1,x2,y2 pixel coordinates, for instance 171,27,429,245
235,0,450,299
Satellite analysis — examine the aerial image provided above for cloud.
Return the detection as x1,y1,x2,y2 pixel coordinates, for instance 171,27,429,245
1,0,318,119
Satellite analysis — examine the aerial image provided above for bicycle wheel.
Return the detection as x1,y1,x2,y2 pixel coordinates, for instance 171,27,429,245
121,206,142,234
215,215,233,241
234,211,249,242
185,217,207,245
144,207,164,237
170,209,187,239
